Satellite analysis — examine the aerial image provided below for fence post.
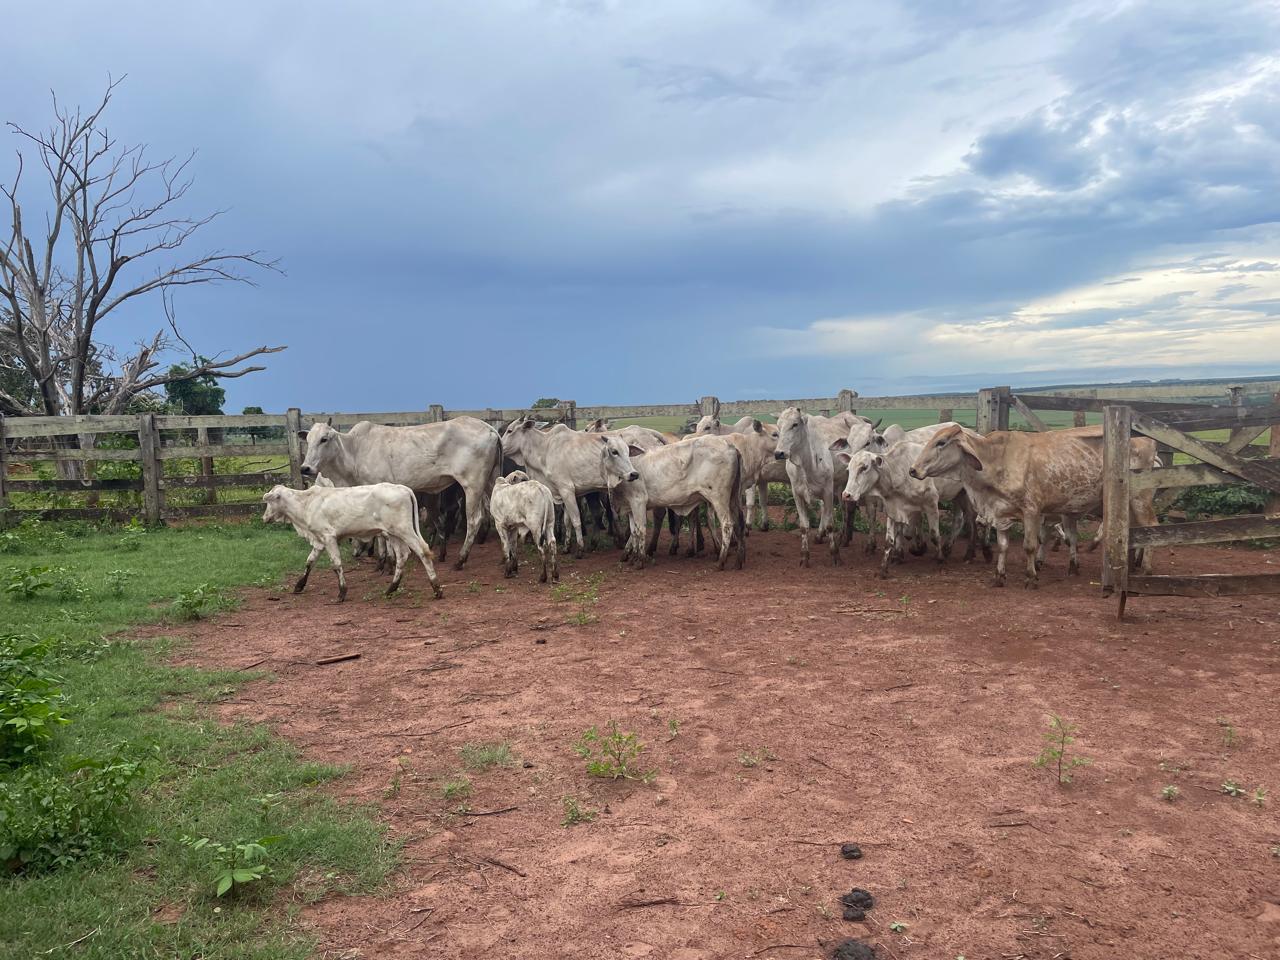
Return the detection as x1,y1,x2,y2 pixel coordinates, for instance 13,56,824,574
837,389,857,413
995,385,1011,431
138,413,163,525
285,408,304,487
938,407,953,424
0,414,8,519
1268,391,1280,519
558,400,577,430
1073,410,1087,427
1228,385,1247,452
197,426,216,505
976,389,994,434
428,404,445,423
1101,404,1133,609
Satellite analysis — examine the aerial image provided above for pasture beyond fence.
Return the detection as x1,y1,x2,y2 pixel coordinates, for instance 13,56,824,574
2,378,1278,535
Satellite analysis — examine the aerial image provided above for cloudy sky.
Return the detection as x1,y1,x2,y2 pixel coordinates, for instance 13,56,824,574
4,0,1279,411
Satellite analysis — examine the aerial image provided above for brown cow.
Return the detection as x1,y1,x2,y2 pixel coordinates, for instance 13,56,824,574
909,425,1157,588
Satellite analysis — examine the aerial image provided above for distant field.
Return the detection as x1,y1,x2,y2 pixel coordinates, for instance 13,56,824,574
615,407,1088,433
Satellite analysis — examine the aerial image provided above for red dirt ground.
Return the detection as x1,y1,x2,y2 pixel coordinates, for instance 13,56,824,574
170,515,1280,960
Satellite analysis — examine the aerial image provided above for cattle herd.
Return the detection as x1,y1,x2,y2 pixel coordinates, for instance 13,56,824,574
260,409,1158,601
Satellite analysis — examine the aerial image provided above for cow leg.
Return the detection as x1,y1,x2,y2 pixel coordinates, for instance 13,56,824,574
863,500,879,555
1131,493,1157,574
497,527,517,578
879,519,894,578
548,529,560,582
992,527,1010,587
691,508,705,557
294,544,322,594
1061,516,1081,576
323,539,347,602
452,483,486,569
839,498,855,548
647,508,665,559
385,540,410,596
926,502,944,565
793,486,812,568
561,492,587,559
405,533,444,599
1022,513,1041,589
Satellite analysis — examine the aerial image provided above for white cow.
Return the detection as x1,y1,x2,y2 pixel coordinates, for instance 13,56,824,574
837,443,966,578
262,482,443,602
500,417,643,558
694,415,783,529
610,436,746,570
298,417,501,570
773,408,867,566
489,471,559,583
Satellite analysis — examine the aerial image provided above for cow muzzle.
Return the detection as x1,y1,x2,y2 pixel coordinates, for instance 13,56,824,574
628,471,639,481
300,465,316,477
908,467,923,480
774,451,787,461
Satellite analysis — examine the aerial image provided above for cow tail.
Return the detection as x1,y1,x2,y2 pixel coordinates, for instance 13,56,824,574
486,432,504,520
408,487,429,551
730,448,745,532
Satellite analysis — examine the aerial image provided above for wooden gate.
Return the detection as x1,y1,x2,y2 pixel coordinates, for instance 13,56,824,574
1101,401,1280,617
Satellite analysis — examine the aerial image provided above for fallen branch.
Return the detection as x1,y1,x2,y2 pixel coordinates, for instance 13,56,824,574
616,896,688,909
41,927,100,954
750,944,808,956
882,682,914,692
235,657,268,671
315,652,361,666
482,856,527,877
984,820,1031,828
407,660,461,674
464,806,520,817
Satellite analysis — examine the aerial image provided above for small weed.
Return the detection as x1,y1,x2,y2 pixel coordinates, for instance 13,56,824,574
180,834,283,898
667,718,680,740
714,890,727,902
1160,785,1179,802
1,633,71,765
553,571,604,625
737,747,776,769
103,569,133,598
560,795,597,827
460,742,514,771
575,720,655,783
889,921,908,934
3,565,56,601
1033,714,1091,785
1253,787,1266,807
441,778,472,802
384,758,410,799
1217,718,1238,748
171,583,219,621
466,580,481,594
1222,779,1244,797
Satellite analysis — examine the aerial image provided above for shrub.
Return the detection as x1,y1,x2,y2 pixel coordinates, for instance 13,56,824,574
0,634,70,766
171,583,219,621
1171,484,1268,520
0,744,145,872
575,721,655,783
3,565,56,601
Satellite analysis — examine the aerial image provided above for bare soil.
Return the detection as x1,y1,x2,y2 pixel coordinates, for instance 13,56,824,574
170,515,1280,960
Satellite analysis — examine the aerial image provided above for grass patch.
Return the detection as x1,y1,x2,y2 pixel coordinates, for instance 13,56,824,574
0,521,396,958
459,741,514,771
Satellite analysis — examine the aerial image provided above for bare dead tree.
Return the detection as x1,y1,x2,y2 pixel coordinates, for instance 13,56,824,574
0,77,285,424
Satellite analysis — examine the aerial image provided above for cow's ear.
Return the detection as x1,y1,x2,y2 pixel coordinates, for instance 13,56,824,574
873,455,883,468
297,431,309,441
597,435,608,444
829,437,849,452
326,416,333,426
752,419,763,433
521,418,535,430
958,439,983,472
627,444,645,458
835,451,851,465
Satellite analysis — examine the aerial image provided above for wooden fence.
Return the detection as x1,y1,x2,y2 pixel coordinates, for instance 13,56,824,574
1100,396,1280,617
2,378,1278,525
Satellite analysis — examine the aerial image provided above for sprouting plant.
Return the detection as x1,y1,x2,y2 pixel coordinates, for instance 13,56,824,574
737,747,776,769
466,580,481,594
384,759,410,799
441,778,472,802
1253,787,1266,807
103,569,132,598
889,921,908,934
1217,718,1238,748
1033,715,1091,785
3,565,56,601
667,718,680,740
575,720,655,783
180,834,284,897
459,741,514,771
561,795,597,827
714,890,727,902
553,571,604,625
1222,780,1244,797
1160,785,1179,802
171,583,218,621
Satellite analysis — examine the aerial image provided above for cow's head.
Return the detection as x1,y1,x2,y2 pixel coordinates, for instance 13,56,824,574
507,470,530,483
584,418,611,433
909,424,981,480
751,418,781,449
840,451,882,503
501,417,538,460
694,415,720,435
599,435,642,482
299,421,340,478
774,407,806,460
261,485,290,523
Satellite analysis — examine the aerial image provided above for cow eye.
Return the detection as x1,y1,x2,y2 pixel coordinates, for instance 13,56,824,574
935,439,945,447
320,437,328,444
610,450,618,456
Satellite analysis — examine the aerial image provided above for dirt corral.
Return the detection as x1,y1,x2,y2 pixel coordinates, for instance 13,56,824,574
172,517,1280,960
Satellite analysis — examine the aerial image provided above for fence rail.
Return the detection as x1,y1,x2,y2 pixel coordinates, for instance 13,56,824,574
2,378,1277,525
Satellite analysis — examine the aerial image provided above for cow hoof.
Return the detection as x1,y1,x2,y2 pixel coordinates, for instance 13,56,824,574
383,586,400,598
990,576,1005,588
504,568,516,579
292,582,306,594
1068,561,1080,576
337,589,348,603
432,587,444,600
539,572,547,583
1024,578,1039,590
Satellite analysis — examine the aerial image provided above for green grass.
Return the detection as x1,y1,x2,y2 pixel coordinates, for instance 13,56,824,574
459,741,515,771
0,521,397,959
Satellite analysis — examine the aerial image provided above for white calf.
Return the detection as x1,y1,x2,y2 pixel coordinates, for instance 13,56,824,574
262,482,443,602
489,471,559,583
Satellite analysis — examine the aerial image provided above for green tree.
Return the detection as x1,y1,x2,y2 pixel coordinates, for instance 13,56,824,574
164,360,225,415
531,398,560,409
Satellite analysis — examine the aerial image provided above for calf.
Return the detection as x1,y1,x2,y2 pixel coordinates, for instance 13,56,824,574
694,415,783,529
262,482,443,602
489,471,559,583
